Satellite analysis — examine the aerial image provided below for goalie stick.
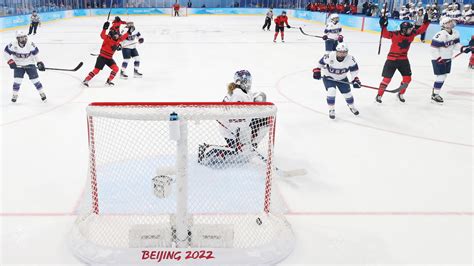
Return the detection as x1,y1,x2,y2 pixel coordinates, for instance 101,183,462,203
299,27,324,39
325,77,403,93
17,62,83,72
216,120,306,177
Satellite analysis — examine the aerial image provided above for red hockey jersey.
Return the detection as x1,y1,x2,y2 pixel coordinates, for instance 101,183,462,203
381,21,429,60
99,30,129,59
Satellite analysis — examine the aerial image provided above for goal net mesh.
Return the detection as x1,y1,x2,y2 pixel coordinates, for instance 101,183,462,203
70,102,294,264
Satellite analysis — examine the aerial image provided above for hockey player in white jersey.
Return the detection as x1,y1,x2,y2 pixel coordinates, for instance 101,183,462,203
198,70,269,167
313,43,360,119
462,4,473,24
449,4,462,21
322,14,343,54
4,31,46,103
120,22,144,78
430,17,470,103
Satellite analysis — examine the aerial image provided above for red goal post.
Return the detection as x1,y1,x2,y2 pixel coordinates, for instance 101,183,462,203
70,102,294,265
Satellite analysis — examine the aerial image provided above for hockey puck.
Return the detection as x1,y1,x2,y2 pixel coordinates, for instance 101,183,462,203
256,217,262,225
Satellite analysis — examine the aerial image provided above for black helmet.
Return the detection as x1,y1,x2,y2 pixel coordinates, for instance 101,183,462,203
114,16,121,22
399,21,414,35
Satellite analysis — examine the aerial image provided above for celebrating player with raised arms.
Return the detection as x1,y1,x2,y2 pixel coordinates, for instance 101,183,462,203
83,21,131,87
430,17,470,103
313,43,360,119
4,30,46,102
375,14,430,103
273,11,291,43
322,14,343,55
198,70,269,167
110,16,127,32
120,22,144,79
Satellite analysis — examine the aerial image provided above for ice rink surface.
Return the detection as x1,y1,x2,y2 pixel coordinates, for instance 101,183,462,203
1,14,473,265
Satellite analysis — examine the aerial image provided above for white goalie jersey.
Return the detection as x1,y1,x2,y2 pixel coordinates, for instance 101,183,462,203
4,40,40,66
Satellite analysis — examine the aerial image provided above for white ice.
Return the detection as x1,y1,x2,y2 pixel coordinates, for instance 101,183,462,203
1,15,472,265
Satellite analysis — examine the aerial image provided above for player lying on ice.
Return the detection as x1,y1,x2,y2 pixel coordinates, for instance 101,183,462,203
198,70,269,168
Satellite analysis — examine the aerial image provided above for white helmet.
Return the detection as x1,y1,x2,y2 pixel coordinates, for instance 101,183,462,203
329,13,339,24
440,17,455,30
417,2,422,7
443,3,448,7
464,4,471,10
15,30,27,47
335,43,349,60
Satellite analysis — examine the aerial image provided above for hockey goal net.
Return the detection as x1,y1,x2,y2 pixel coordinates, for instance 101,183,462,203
70,102,294,264
171,6,188,16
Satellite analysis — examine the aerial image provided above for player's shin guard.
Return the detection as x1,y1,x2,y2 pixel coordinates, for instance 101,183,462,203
433,74,446,95
31,78,43,90
273,32,278,41
378,77,391,96
399,76,411,95
342,92,354,105
121,59,129,71
108,65,119,81
13,78,22,92
85,68,100,81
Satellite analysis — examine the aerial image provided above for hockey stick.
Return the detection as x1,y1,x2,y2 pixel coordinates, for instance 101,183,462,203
378,2,388,55
324,77,403,93
216,120,306,178
106,0,114,21
17,62,83,72
299,27,324,38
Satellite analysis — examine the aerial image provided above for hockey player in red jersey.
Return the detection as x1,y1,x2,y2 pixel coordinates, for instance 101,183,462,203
82,21,130,86
273,11,291,43
469,35,474,69
376,14,430,103
110,16,127,32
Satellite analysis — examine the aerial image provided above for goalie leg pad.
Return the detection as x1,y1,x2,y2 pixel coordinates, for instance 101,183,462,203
198,144,250,168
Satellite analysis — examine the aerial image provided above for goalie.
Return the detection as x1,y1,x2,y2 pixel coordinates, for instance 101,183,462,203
198,70,269,168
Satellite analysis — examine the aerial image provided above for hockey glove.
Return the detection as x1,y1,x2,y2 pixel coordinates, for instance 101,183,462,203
138,37,144,44
112,44,122,51
7,59,17,69
461,46,471,54
37,61,45,71
379,16,388,28
352,77,361,88
337,35,344,42
313,68,321,80
322,35,328,41
286,25,291,29
103,21,110,30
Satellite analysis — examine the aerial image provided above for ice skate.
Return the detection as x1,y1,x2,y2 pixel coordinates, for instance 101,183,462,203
11,94,18,103
375,95,383,103
348,105,359,115
329,109,335,119
106,79,115,86
39,92,47,102
431,93,443,104
134,70,143,78
397,93,405,103
120,70,128,79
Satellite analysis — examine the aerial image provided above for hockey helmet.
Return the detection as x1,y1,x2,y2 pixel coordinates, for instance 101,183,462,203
329,13,339,24
126,21,135,32
399,21,414,35
108,29,120,40
335,43,348,61
16,30,27,47
114,16,121,22
233,70,252,93
440,17,455,30
464,4,471,10
282,10,287,15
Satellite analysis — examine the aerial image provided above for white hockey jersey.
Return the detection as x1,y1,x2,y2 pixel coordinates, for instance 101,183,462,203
3,40,40,66
324,21,342,40
430,29,462,60
463,9,474,24
121,31,142,49
317,52,359,81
